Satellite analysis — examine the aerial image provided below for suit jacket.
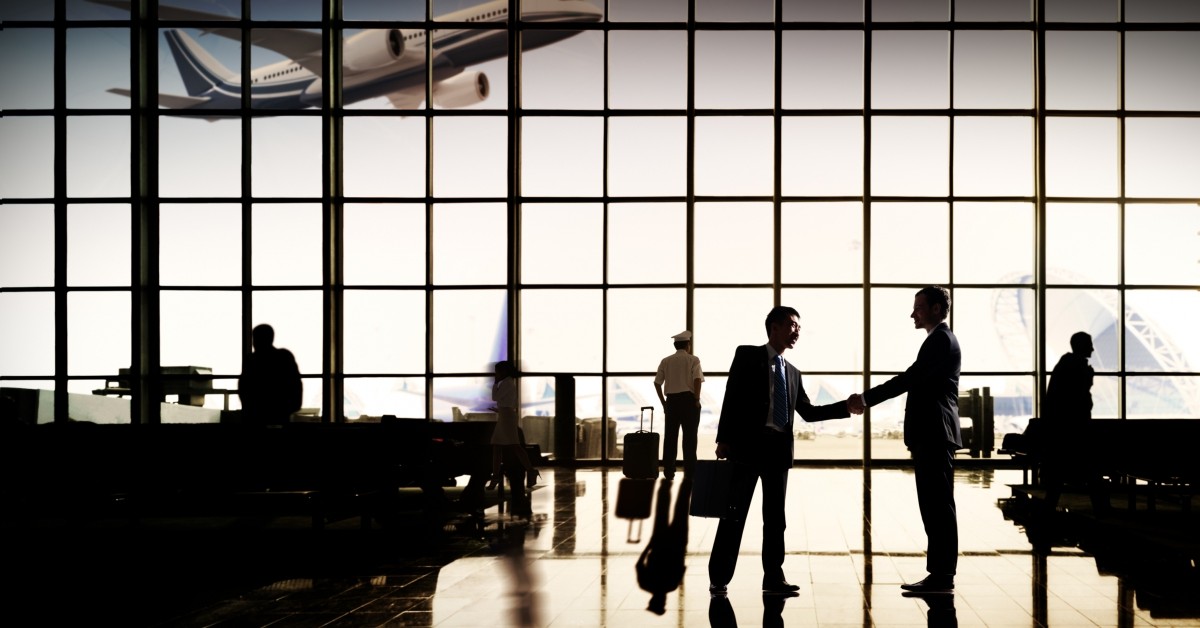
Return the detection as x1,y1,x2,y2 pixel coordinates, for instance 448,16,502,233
863,322,962,450
715,344,849,467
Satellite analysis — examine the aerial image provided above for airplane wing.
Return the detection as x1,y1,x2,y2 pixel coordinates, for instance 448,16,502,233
107,88,210,109
88,0,325,77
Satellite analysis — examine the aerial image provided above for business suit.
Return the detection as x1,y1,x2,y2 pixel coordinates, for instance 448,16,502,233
862,321,962,577
708,344,850,588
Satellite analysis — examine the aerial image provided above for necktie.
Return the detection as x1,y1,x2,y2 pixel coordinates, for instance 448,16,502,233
773,355,789,429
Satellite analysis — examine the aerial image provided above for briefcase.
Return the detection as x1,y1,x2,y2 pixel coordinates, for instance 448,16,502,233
689,459,736,519
622,406,660,479
616,477,656,543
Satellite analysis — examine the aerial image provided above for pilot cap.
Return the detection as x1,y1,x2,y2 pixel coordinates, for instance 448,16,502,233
672,330,692,342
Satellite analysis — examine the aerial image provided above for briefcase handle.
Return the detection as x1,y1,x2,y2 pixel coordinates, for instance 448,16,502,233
640,406,654,432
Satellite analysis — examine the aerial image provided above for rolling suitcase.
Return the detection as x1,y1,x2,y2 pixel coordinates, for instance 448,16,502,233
623,406,660,479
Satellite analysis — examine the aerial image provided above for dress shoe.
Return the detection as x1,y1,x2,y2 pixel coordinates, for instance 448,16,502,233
762,580,801,595
900,575,954,594
709,583,728,596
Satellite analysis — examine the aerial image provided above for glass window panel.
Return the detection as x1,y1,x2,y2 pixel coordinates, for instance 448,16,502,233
345,377,427,420
694,288,774,375
432,31,507,111
1127,0,1200,22
1125,290,1200,375
252,290,323,375
1126,119,1200,198
694,117,774,196
160,117,241,198
954,31,1033,109
160,203,241,286
0,293,54,376
1126,32,1200,111
252,0,320,20
0,117,53,199
695,31,774,109
344,203,426,286
568,377,613,459
873,0,950,21
781,117,863,196
344,290,426,374
871,117,949,196
697,0,772,21
954,0,1031,21
516,375,604,456
520,289,602,373
0,205,54,287
0,29,53,109
953,117,1033,196
872,31,949,109
67,28,129,109
606,289,687,373
1045,203,1119,285
251,117,322,198
341,28,426,111
1045,32,1119,111
782,0,863,21
343,117,426,197
344,0,424,20
952,203,1034,284
1127,376,1200,418
607,117,687,197
1125,204,1200,286
781,288,864,372
67,204,130,287
160,290,240,375
797,374,866,458
251,203,322,286
782,202,863,284
609,0,686,21
960,375,1034,438
870,203,949,284
1045,288,1119,372
1045,117,1119,198
432,290,507,374
68,116,130,198
165,29,241,111
955,288,1032,371
522,30,602,110
521,117,603,198
870,288,933,372
432,203,506,285
1086,374,1120,418
607,202,686,284
521,203,603,285
694,202,773,284
435,0,507,19
432,117,507,197
782,31,863,110
1045,0,1118,22
2,4,52,19
68,291,130,376
607,31,687,110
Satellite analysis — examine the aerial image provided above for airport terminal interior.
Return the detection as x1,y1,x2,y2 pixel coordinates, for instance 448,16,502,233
3,0,1200,626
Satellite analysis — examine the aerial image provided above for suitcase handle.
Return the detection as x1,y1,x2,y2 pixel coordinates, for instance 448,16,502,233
640,406,653,432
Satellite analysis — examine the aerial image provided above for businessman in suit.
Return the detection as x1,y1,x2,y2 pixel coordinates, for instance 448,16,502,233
849,286,961,594
708,306,851,597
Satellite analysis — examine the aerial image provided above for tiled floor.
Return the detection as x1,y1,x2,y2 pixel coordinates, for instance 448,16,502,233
11,467,1200,627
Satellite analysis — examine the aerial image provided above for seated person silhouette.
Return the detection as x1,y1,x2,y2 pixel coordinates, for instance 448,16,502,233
1040,331,1107,513
237,324,302,426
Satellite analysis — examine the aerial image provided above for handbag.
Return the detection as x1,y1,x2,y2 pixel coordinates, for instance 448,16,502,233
689,459,736,519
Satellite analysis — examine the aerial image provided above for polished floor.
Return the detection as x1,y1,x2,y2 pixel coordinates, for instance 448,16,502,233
11,466,1200,627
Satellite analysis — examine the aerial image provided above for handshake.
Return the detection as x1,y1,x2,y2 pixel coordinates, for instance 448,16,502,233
846,393,865,415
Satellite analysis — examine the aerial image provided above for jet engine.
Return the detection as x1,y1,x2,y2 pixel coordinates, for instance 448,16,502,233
432,72,490,108
344,29,406,72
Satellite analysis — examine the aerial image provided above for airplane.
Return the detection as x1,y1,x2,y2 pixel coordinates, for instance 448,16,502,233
88,0,602,111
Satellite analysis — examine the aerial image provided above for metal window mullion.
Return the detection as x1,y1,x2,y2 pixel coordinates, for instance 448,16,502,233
323,0,345,423
54,0,68,423
862,5,873,464
773,10,782,308
241,0,253,379
600,0,611,454
1034,0,1048,419
686,0,695,348
509,0,522,429
132,0,162,424
1117,5,1127,419
424,0,435,421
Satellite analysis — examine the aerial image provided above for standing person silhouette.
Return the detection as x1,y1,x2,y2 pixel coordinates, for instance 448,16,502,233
708,306,852,597
237,324,302,426
654,330,704,480
488,361,538,497
849,286,961,594
1041,331,1106,513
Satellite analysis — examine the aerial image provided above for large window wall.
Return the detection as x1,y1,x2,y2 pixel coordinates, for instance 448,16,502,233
1,0,1197,461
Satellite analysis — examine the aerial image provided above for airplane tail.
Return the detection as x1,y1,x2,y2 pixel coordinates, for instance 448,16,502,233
163,29,238,98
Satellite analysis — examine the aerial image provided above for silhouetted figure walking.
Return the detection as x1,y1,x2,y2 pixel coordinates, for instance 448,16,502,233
237,324,302,426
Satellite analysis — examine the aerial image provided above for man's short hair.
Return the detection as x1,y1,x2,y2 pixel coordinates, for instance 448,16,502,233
916,286,951,320
1070,331,1092,353
764,305,800,336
